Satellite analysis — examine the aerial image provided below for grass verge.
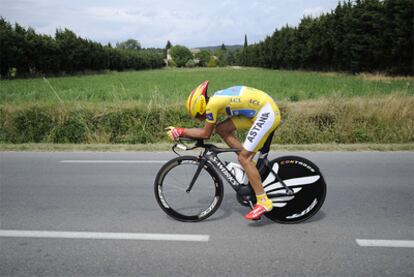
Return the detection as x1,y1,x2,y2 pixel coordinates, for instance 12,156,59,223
1,95,412,144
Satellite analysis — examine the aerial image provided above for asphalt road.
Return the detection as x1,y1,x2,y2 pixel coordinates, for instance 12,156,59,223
0,151,413,276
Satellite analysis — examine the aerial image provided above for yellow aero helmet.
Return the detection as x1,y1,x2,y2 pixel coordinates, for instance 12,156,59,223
186,80,209,118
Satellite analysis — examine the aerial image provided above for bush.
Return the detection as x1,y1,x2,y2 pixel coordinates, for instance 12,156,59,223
0,107,13,141
170,45,193,67
185,59,196,68
12,108,54,142
98,110,139,142
195,50,211,67
207,56,218,67
168,59,177,67
50,112,91,143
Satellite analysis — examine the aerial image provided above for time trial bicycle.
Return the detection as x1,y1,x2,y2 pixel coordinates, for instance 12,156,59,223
154,132,326,223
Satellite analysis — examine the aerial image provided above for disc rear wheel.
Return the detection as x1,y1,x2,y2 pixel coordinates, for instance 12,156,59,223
261,156,327,223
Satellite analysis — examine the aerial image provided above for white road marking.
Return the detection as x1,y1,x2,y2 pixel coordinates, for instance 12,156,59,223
0,230,209,242
356,239,414,248
60,160,167,164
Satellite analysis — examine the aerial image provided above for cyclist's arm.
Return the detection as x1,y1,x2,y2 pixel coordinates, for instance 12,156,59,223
184,122,215,139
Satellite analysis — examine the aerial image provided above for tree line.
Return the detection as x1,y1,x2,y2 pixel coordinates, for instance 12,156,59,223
0,18,165,78
239,0,413,75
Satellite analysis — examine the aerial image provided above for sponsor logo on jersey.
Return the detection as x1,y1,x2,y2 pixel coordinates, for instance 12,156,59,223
247,112,270,143
230,97,241,103
249,99,260,106
206,113,214,121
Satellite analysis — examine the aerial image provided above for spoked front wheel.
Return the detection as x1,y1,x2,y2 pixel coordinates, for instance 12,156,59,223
261,156,327,223
154,156,223,222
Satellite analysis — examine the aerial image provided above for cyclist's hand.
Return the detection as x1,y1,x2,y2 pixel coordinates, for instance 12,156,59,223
165,126,185,141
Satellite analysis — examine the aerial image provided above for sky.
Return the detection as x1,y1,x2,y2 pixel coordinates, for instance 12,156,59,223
1,0,340,48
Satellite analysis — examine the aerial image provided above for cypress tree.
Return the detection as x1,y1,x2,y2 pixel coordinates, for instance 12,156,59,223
238,0,413,75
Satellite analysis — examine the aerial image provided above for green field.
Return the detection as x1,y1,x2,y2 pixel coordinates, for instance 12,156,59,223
1,67,413,146
1,67,412,104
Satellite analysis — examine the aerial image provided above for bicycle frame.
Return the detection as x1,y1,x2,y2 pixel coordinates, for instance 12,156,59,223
174,130,294,198
174,139,244,193
204,149,243,192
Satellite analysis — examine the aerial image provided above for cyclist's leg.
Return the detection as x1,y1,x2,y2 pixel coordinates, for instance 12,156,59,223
238,149,262,192
215,116,251,150
216,110,279,195
216,116,268,199
242,103,280,219
242,103,280,194
239,129,277,196
240,147,274,220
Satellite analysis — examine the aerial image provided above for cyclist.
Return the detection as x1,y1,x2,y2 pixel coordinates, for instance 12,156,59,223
166,80,281,220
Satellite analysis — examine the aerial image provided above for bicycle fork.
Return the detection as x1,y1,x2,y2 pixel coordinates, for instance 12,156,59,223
185,158,207,193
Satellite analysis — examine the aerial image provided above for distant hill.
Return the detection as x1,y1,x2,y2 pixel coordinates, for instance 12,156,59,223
196,44,243,52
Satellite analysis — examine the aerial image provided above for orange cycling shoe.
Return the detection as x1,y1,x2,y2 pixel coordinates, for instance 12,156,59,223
245,204,271,220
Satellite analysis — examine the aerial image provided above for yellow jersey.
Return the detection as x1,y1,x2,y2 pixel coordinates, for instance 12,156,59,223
205,86,277,124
